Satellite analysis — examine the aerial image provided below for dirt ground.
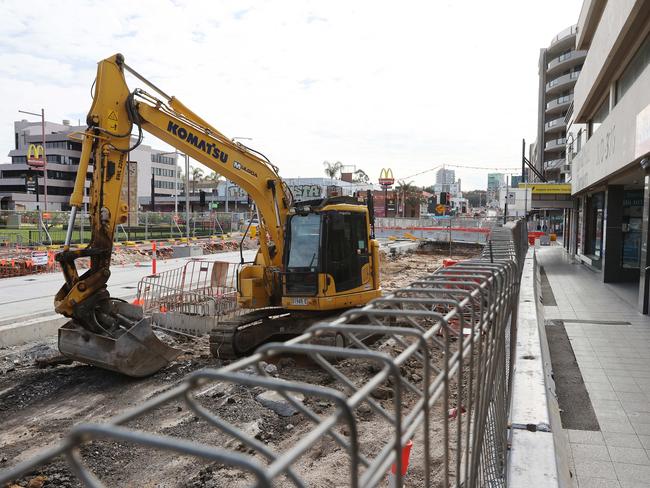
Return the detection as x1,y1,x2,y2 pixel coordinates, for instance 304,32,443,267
0,243,482,488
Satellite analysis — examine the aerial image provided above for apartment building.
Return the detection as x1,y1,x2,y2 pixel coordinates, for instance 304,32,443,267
565,0,650,312
535,25,586,182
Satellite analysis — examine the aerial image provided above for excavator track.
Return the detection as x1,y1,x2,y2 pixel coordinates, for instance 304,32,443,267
209,308,336,360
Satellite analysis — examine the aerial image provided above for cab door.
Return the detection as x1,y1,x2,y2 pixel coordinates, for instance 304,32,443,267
323,211,369,293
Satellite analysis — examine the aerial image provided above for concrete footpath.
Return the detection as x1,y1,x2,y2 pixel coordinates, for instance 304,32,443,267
538,246,650,488
0,249,256,346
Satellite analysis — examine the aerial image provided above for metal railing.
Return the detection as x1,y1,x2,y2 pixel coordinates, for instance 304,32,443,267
137,259,239,317
0,221,527,487
0,210,249,247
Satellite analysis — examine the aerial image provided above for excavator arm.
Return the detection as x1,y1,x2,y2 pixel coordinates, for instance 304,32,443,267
53,54,292,375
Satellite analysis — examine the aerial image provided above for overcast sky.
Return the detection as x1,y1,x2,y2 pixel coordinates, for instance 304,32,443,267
0,0,584,190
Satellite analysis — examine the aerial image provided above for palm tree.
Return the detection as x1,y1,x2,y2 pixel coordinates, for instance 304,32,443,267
191,167,204,193
396,180,421,217
206,171,221,182
323,161,343,179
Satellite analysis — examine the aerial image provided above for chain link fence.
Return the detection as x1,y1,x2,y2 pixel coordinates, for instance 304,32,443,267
0,220,527,487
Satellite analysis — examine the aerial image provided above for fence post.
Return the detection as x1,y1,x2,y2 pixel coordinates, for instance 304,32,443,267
145,212,149,241
152,240,157,275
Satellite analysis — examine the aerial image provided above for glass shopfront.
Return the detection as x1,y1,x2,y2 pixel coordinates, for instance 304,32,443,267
584,192,605,268
622,189,644,269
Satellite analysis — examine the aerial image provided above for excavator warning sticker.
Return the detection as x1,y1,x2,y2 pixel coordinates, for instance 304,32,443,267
107,110,118,131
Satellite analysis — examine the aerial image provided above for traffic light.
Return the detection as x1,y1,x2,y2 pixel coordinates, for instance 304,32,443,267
440,192,448,205
200,190,206,207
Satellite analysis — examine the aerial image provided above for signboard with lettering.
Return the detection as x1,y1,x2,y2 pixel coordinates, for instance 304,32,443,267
518,183,571,194
31,251,48,266
25,173,37,194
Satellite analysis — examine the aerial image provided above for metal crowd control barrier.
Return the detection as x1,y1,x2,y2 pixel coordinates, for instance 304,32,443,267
0,221,527,487
136,259,239,317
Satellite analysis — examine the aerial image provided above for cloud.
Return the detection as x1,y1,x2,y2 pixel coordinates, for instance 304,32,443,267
0,0,583,190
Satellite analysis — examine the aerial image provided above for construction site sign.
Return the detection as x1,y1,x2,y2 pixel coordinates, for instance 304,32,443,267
31,251,48,266
518,183,571,194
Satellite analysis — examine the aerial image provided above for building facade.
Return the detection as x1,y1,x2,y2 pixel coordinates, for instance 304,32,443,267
435,168,455,186
487,173,505,206
565,0,650,313
535,25,586,182
1,119,180,211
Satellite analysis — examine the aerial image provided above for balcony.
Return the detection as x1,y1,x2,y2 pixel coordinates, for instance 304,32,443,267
547,50,587,74
549,25,578,47
546,71,580,94
546,94,574,115
545,138,567,152
545,117,567,134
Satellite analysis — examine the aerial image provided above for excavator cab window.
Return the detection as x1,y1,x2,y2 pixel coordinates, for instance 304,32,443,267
284,213,322,295
323,211,368,292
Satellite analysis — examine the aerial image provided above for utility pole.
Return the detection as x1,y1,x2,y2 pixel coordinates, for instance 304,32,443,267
225,179,229,213
41,109,48,210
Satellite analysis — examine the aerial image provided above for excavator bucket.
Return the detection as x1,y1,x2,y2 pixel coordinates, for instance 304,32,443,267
58,302,181,377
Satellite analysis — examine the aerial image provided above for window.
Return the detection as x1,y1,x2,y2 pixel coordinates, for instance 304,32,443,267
584,192,605,268
287,214,321,270
616,32,650,103
588,95,609,137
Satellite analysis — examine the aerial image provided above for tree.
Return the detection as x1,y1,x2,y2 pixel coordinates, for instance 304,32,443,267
352,169,370,183
206,171,221,182
191,167,204,193
323,161,343,179
396,180,424,217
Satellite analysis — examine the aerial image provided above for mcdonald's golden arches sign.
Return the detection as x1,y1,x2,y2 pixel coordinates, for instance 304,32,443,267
26,144,45,167
378,168,395,187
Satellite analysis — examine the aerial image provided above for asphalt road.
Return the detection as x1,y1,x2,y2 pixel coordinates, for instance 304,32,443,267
0,249,256,324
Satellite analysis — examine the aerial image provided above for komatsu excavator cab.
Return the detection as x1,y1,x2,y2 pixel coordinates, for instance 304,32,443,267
281,197,381,311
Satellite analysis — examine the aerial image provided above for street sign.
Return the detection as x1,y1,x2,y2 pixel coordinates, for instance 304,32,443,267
209,202,219,210
31,251,48,266
435,204,446,214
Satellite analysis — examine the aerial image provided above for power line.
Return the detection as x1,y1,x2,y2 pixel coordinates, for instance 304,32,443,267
402,163,521,181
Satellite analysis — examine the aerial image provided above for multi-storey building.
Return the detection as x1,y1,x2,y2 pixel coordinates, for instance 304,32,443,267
535,25,586,182
0,119,180,211
565,0,650,313
435,168,455,186
486,173,505,206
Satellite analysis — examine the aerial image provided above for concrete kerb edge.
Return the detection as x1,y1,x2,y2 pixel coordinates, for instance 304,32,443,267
507,248,573,488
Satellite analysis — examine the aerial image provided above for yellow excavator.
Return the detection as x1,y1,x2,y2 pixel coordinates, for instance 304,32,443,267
54,54,382,377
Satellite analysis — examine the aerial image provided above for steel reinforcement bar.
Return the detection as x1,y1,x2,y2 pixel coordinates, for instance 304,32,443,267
0,221,527,488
